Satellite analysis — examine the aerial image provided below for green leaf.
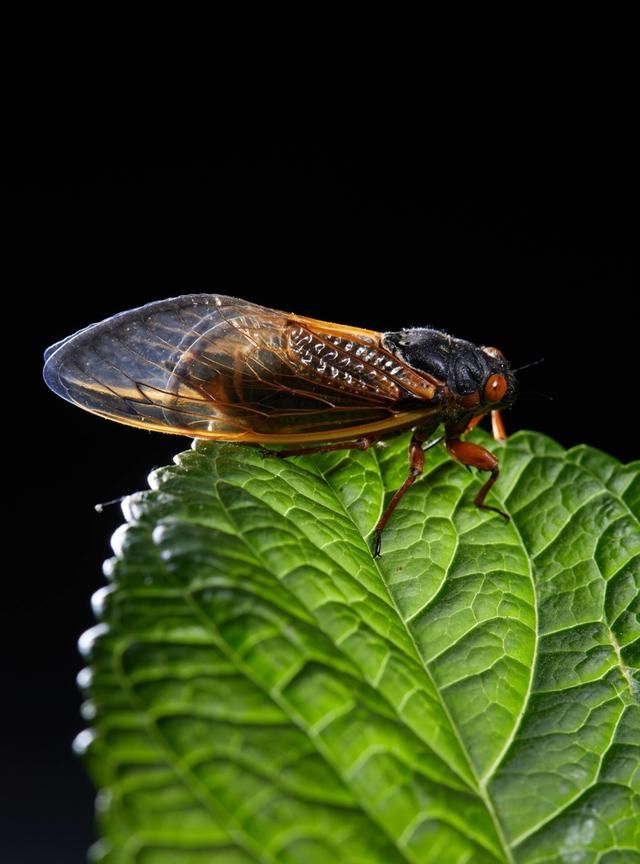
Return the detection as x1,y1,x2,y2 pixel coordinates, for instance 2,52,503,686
77,430,639,864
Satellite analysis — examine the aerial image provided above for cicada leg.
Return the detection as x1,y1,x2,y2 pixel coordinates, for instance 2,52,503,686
491,410,507,442
463,409,507,442
372,429,443,557
257,436,376,458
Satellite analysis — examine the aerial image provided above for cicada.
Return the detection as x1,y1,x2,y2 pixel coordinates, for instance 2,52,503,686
44,294,518,554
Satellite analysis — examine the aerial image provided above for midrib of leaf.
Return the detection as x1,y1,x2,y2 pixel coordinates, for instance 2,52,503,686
210,451,505,864
308,446,516,863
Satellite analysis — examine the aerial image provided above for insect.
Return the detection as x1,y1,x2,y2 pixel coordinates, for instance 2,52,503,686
44,294,518,555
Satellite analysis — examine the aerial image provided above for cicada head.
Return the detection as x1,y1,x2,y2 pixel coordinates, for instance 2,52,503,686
382,328,518,416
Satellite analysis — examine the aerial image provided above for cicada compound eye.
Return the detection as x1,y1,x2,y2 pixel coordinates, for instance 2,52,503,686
484,373,508,403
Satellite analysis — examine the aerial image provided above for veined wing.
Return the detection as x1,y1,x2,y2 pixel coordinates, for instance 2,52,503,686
43,294,441,442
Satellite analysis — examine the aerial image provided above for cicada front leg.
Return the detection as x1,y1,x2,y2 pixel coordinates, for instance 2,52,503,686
463,410,507,442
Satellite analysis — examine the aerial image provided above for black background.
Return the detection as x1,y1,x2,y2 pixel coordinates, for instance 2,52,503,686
11,106,635,863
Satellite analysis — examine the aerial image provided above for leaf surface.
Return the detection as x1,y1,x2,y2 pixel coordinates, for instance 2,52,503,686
79,430,639,863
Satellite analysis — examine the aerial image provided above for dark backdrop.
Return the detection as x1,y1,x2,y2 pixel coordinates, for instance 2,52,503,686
12,129,635,863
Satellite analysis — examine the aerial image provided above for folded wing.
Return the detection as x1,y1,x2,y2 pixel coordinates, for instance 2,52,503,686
44,294,439,442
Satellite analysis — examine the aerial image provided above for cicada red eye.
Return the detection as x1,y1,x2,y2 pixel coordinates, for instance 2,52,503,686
484,373,508,403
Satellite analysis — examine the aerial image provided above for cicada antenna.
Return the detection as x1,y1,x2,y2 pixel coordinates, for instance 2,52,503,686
513,357,544,374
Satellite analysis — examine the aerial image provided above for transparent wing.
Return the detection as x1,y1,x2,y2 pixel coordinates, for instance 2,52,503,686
43,294,440,442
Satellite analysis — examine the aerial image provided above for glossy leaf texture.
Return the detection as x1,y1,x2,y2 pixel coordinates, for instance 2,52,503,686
78,430,639,864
